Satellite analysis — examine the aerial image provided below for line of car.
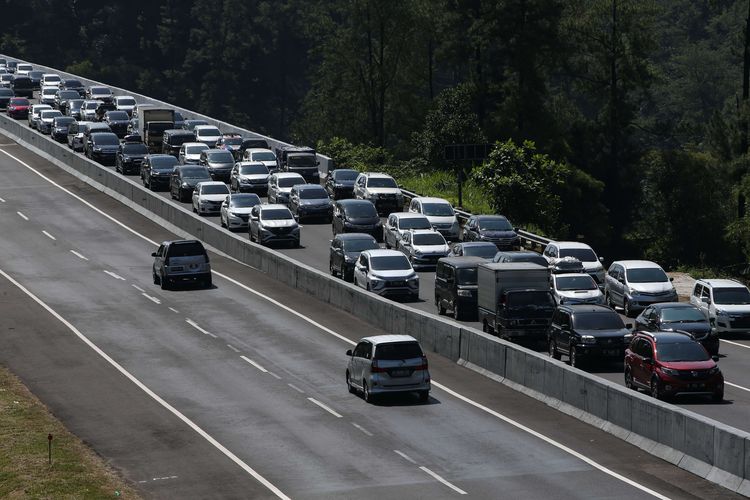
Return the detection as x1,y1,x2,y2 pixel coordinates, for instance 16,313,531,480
7,60,746,406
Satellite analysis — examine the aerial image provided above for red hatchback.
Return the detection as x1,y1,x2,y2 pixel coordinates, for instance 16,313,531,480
625,330,723,402
7,97,30,119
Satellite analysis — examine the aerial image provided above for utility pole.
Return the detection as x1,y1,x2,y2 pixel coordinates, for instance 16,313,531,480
742,0,750,155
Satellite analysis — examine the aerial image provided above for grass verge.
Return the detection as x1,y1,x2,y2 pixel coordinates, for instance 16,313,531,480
0,365,140,499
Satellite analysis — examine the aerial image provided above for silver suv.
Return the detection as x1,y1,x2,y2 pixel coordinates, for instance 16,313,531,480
383,212,432,250
353,249,419,299
152,240,211,290
346,335,430,403
353,172,404,215
248,204,300,247
604,260,677,316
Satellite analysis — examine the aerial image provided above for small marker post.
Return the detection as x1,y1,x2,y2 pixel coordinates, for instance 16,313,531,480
47,433,53,464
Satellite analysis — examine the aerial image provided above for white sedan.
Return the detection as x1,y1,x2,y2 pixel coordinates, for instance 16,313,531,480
192,181,230,216
220,193,262,230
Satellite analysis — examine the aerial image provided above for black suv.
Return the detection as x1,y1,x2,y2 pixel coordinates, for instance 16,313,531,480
493,250,549,267
325,168,359,200
331,199,381,240
85,132,120,165
170,165,211,201
461,215,520,250
329,233,379,282
548,304,632,367
141,154,179,190
116,142,149,175
634,302,719,356
435,257,484,321
104,110,130,138
60,78,86,97
10,76,33,98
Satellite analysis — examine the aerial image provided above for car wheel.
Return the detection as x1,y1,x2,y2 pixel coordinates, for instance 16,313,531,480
363,381,374,403
569,345,580,368
437,298,446,315
152,272,159,285
419,391,429,403
605,292,612,308
385,239,391,249
549,339,561,360
220,215,226,228
623,299,631,317
160,272,170,291
650,377,663,400
346,371,355,394
625,368,637,391
204,276,212,289
330,260,337,277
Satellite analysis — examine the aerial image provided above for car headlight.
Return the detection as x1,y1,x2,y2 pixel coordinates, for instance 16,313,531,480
230,212,243,217
660,367,680,377
715,309,727,316
628,287,638,296
457,289,472,297
580,335,596,344
413,250,423,257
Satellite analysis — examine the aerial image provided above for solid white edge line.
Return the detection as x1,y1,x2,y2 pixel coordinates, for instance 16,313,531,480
725,381,750,393
42,230,56,240
240,355,268,373
306,397,343,418
16,211,28,220
431,381,671,500
70,250,89,261
419,466,467,495
393,449,416,464
722,339,750,350
0,268,290,500
0,138,673,500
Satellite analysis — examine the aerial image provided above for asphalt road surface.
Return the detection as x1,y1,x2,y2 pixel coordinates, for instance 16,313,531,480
0,127,743,499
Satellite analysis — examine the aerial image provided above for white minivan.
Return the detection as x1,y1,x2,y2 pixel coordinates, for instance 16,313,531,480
690,279,750,334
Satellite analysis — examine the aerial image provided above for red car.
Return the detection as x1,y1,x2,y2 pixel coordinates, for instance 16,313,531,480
7,97,30,119
625,330,723,402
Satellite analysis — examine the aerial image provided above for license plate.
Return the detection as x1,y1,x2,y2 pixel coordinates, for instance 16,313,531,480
389,369,411,377
689,383,705,389
604,349,619,356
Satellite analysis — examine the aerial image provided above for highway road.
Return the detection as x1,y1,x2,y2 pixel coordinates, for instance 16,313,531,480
0,132,742,499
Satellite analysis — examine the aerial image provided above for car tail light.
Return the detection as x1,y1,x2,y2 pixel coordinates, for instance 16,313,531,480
415,356,429,371
371,360,387,373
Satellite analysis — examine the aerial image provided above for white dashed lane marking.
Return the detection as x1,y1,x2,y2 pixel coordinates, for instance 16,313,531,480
287,383,305,394
42,230,56,240
240,355,267,373
70,250,89,261
142,293,161,304
420,466,467,495
103,270,126,280
351,423,373,437
16,211,28,220
307,397,342,418
186,319,217,338
226,344,240,353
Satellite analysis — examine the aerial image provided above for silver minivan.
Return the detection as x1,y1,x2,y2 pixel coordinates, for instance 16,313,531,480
346,335,430,403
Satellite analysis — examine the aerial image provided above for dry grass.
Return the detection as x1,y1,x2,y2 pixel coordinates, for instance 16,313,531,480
0,366,140,499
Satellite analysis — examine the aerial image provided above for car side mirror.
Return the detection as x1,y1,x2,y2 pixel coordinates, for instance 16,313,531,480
346,349,353,356
643,357,653,365
151,252,157,257
711,355,719,362
669,277,674,282
701,297,711,304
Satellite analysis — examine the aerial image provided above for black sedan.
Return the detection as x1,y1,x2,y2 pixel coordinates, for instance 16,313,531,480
634,302,719,356
329,233,379,282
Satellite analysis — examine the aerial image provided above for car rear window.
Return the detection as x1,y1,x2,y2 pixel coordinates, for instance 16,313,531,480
375,342,423,360
456,268,478,285
166,241,206,257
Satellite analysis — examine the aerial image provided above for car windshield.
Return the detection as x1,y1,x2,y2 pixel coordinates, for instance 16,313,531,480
374,342,423,360
333,170,358,181
66,80,82,86
342,238,378,252
206,151,234,162
463,245,498,259
117,97,135,106
422,202,454,216
107,111,129,120
201,184,229,195
506,291,555,308
657,341,710,362
370,255,411,271
367,177,398,188
627,267,668,283
42,89,56,96
181,166,209,178
559,248,597,262
413,233,446,246
573,312,624,330
239,164,268,175
10,98,28,105
660,307,706,323
343,203,377,218
456,268,478,285
198,127,220,136
713,287,750,305
288,155,316,167
59,91,78,98
230,195,260,208
54,118,74,126
262,208,292,220
278,177,303,188
186,145,208,154
44,76,60,82
41,111,62,118
69,100,83,109
0,89,13,96
93,134,119,145
151,156,179,168
299,188,328,199
556,275,598,291
85,102,98,109
400,217,430,229
122,143,148,154
91,87,110,95
479,218,512,231
251,152,276,161
223,137,242,145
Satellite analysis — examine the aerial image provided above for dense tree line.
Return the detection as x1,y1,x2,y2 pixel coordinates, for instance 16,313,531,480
2,0,750,269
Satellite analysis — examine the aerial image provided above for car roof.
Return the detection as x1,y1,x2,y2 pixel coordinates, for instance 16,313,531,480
245,148,274,153
360,172,393,178
612,260,662,269
637,331,694,343
551,241,594,249
338,199,373,206
335,232,377,241
163,239,202,245
414,196,451,204
362,249,405,258
560,304,616,314
554,273,593,279
475,214,508,220
295,184,325,191
261,204,290,210
411,229,442,236
194,124,220,131
649,302,695,310
361,334,419,345
390,212,427,219
183,142,208,148
497,250,541,257
439,256,486,267
275,172,305,179
196,181,227,187
457,241,497,247
697,278,746,288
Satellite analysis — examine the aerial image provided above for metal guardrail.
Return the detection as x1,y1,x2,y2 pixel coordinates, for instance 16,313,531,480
399,188,553,251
